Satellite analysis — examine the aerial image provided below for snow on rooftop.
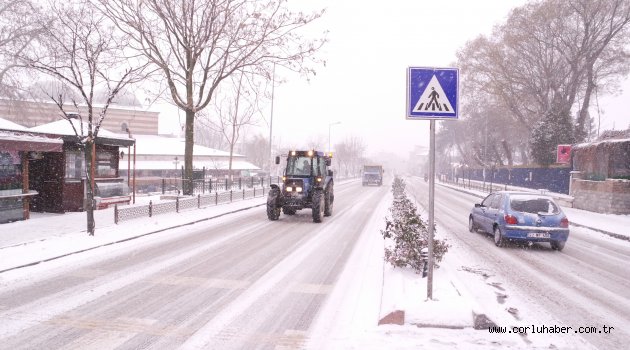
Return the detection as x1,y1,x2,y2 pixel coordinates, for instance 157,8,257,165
28,118,131,141
126,134,241,157
0,117,27,131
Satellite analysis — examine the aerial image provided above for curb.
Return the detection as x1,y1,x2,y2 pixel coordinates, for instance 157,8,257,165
0,202,266,274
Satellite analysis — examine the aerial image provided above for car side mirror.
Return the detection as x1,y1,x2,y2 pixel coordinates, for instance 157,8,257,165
275,156,280,165
475,203,482,208
328,169,333,177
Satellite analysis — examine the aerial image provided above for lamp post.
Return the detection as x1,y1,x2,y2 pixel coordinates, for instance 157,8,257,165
268,62,276,175
328,121,341,153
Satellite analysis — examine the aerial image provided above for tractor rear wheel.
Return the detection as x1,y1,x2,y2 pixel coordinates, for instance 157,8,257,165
324,190,333,216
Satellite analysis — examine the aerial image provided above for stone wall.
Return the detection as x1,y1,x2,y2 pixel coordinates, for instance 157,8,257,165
570,177,630,214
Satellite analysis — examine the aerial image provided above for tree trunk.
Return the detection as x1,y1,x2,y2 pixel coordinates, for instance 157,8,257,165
184,109,195,195
501,139,513,167
576,64,595,143
84,140,95,236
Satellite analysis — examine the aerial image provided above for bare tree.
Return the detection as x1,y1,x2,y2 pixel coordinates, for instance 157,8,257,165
0,0,48,97
21,0,148,235
451,0,630,166
203,71,263,180
99,0,327,195
242,133,268,173
334,136,365,177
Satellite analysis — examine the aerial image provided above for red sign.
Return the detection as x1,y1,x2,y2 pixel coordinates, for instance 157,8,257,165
557,145,571,164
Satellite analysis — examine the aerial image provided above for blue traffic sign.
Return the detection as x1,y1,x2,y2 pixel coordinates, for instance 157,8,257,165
406,67,459,120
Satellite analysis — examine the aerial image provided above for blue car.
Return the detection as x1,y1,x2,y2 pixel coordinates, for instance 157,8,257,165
468,191,570,250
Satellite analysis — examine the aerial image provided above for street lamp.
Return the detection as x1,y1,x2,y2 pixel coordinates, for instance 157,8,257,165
328,121,341,153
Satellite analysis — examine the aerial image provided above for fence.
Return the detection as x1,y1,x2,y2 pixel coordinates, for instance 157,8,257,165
454,166,571,194
133,176,281,195
442,176,508,194
114,186,268,224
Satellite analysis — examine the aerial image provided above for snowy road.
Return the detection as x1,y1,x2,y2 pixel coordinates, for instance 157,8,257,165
0,181,388,349
406,176,630,350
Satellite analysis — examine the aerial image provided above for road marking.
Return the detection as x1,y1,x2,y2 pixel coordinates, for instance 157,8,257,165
275,329,308,349
68,268,109,278
56,328,138,350
47,315,192,338
289,283,333,295
150,275,249,289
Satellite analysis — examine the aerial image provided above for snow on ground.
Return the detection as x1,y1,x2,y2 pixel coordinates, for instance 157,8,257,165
1,179,629,349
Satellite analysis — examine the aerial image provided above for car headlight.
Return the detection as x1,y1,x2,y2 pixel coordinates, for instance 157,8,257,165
296,186,303,192
286,187,293,192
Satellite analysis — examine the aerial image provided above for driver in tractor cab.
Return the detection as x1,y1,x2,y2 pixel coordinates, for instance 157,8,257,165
300,159,311,175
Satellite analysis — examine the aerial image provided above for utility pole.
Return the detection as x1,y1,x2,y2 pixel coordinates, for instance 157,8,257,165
328,121,341,153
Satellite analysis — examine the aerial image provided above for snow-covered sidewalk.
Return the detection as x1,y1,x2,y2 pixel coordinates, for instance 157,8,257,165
0,194,267,272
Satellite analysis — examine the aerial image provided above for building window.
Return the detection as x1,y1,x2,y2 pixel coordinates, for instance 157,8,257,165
65,150,85,179
95,151,116,177
0,151,21,191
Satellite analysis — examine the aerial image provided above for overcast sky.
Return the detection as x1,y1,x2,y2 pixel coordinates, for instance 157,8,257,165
157,0,630,158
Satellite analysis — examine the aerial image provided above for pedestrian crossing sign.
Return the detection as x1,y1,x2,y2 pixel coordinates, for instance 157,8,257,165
407,67,459,120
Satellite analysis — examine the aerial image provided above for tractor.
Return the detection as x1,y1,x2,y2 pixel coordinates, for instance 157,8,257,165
267,150,334,223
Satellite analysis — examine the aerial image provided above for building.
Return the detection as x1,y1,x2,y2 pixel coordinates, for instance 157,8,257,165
0,96,262,205
570,130,630,214
117,134,260,192
0,118,63,222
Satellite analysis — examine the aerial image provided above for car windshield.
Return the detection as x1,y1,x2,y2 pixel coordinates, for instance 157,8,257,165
286,156,312,176
364,166,381,173
509,194,559,214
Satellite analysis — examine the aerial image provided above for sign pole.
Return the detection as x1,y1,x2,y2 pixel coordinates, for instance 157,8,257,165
427,119,435,299
406,66,458,301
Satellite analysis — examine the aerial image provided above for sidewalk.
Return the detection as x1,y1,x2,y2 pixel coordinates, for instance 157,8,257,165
0,193,267,272
438,179,630,241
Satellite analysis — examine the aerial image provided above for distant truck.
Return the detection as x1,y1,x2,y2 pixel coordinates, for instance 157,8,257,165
362,165,384,186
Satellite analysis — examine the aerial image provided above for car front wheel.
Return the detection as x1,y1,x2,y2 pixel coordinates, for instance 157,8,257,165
493,226,504,247
468,216,477,233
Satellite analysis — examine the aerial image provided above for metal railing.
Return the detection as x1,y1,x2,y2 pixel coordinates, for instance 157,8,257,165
114,186,268,224
133,176,281,195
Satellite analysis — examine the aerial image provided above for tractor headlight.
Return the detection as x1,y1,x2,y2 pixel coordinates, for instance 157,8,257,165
308,150,314,157
295,186,303,192
282,176,286,182
286,187,293,192
291,151,296,156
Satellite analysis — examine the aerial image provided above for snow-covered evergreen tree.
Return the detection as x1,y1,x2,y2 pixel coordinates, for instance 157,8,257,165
530,111,575,166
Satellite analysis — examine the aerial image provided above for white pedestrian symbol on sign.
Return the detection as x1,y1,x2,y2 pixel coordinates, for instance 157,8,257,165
412,75,454,114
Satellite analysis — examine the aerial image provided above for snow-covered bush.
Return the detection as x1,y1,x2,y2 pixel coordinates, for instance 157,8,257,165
391,176,406,198
381,179,449,274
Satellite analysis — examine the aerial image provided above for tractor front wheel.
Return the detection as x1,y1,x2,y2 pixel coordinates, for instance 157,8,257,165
267,188,281,220
312,190,324,223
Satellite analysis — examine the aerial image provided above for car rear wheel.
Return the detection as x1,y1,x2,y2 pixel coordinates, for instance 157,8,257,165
493,226,504,247
551,240,565,251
